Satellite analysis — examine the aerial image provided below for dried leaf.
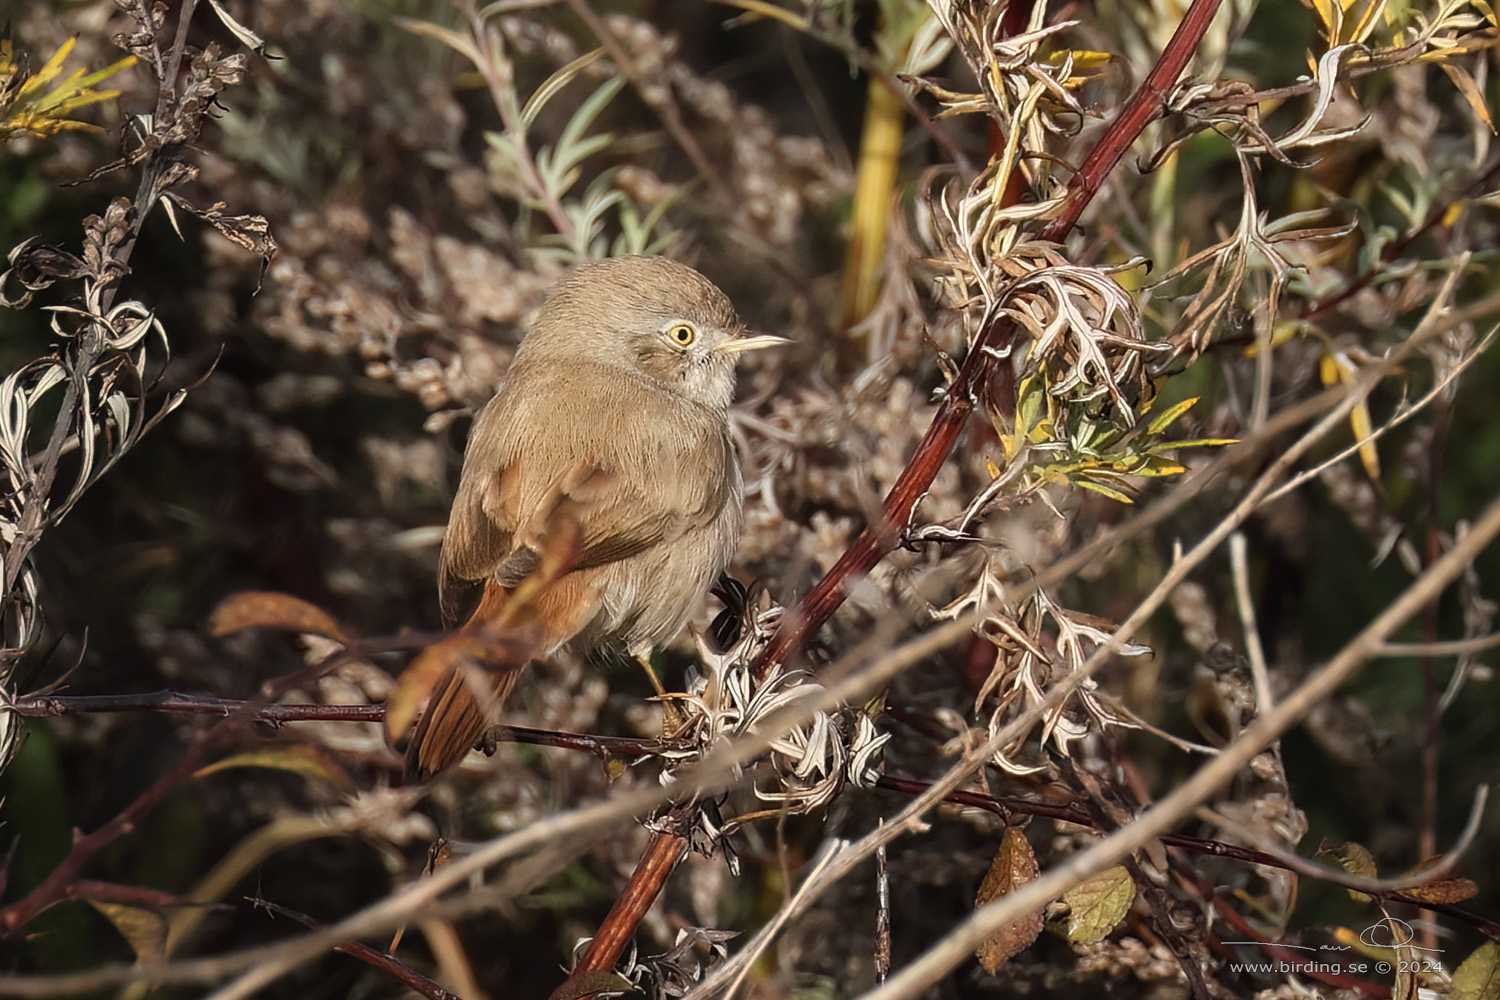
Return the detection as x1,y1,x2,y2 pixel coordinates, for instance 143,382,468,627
384,624,543,739
207,591,347,641
547,971,636,1000
162,195,277,291
194,745,356,795
974,826,1045,973
1438,62,1496,132
1401,858,1479,903
1059,865,1135,945
1400,876,1479,904
87,900,168,962
1453,940,1500,1000
204,0,267,54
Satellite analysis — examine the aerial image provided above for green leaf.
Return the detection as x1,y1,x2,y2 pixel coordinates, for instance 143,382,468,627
552,75,625,172
521,48,605,128
1146,396,1198,436
1060,866,1135,945
1453,940,1500,1000
1152,437,1238,450
1076,479,1135,504
87,901,168,962
194,746,357,795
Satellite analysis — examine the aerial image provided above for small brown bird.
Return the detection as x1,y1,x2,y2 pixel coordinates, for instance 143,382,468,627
404,256,784,780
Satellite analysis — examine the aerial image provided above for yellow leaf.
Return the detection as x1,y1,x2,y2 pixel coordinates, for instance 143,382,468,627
841,76,905,326
1346,0,1390,43
1158,437,1239,449
194,745,357,795
1453,940,1500,1000
1438,62,1496,133
1246,319,1303,356
1146,396,1198,435
1350,394,1381,482
975,827,1044,974
1077,479,1135,504
1059,866,1135,945
87,900,168,962
1131,458,1187,478
1307,0,1340,38
1319,352,1342,387
1315,839,1377,902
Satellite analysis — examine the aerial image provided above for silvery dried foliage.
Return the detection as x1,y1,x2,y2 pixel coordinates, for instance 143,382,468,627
0,2,268,772
4,0,1500,993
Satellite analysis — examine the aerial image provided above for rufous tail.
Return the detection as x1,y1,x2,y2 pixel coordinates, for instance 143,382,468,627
404,582,521,782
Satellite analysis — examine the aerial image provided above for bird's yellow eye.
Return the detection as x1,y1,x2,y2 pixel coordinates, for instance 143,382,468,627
667,323,696,346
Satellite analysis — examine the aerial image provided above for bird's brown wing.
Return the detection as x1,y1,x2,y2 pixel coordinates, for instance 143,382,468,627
410,385,731,781
445,379,733,608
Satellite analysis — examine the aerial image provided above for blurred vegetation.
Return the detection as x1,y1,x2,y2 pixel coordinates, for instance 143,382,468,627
1,0,1498,997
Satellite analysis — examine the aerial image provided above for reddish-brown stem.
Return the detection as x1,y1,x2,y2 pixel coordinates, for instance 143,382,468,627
14,691,391,722
754,0,1226,680
65,879,222,911
1043,0,1225,241
877,774,1500,936
0,656,350,936
551,825,689,998
255,899,460,1000
0,720,217,936
562,4,1230,988
756,402,969,675
13,691,686,760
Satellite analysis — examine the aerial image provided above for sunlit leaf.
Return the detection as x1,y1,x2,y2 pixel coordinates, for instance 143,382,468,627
1,38,136,140
207,591,347,641
974,826,1044,974
1146,396,1198,435
1076,479,1135,504
87,900,168,962
1438,62,1495,132
1058,865,1135,945
1453,940,1500,1000
385,626,543,739
195,745,356,795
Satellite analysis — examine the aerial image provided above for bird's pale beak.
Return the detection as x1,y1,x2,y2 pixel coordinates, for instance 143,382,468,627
716,331,791,356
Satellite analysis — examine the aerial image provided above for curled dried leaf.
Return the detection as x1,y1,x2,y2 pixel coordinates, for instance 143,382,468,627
194,745,357,796
384,620,544,740
206,591,347,641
